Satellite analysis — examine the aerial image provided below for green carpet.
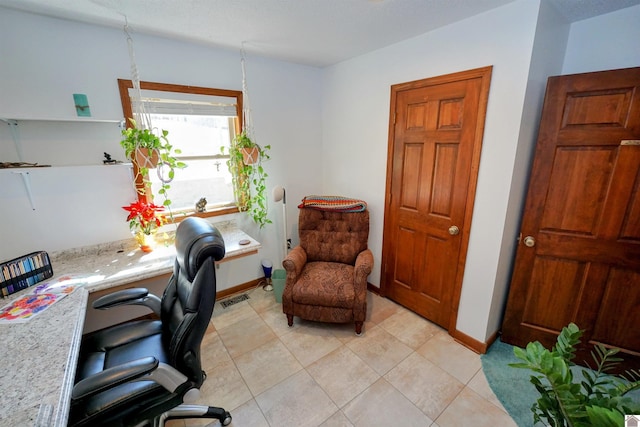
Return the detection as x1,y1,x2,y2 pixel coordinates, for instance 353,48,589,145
481,338,640,427
481,339,537,426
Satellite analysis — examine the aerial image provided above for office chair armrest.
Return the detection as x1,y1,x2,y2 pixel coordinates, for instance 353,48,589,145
72,356,159,400
92,287,162,316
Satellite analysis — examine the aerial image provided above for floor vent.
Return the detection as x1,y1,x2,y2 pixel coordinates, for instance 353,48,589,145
220,293,250,309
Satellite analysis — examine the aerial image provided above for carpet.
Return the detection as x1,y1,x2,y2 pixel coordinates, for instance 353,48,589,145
481,338,640,427
481,339,537,426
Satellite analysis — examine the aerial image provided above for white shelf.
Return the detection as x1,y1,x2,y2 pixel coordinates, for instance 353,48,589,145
0,163,132,172
1,117,123,124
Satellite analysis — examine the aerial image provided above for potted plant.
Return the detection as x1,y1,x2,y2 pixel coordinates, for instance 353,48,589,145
510,322,640,427
120,118,186,208
122,200,166,252
222,130,271,228
235,132,260,165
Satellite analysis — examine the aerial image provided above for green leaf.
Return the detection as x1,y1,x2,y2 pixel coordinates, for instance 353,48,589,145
585,406,623,427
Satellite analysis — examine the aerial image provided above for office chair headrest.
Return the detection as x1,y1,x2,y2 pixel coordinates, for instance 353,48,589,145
175,217,225,280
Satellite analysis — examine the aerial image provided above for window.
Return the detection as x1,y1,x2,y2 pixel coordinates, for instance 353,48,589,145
118,80,243,218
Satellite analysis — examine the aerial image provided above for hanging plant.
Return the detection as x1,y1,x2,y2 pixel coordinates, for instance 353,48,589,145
222,130,271,228
133,146,160,169
120,118,186,208
120,26,185,214
241,146,260,165
221,46,272,229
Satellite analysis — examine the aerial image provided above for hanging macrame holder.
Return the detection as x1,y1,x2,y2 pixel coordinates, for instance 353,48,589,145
241,46,258,147
134,147,160,169
125,20,173,187
241,147,260,165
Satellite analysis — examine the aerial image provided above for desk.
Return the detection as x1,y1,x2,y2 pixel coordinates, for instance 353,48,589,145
0,221,259,426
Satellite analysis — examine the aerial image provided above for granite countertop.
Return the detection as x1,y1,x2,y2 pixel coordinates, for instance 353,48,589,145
0,220,259,426
49,220,261,294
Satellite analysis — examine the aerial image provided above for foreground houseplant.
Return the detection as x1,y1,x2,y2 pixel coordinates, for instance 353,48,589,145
120,119,186,208
510,322,640,427
222,130,271,228
122,200,166,252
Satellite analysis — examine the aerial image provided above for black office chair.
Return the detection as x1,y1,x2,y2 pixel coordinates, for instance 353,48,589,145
69,217,232,427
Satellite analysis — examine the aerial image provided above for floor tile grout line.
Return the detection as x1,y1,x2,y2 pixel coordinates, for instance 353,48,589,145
244,295,359,426
204,290,516,426
221,303,293,426
380,349,451,424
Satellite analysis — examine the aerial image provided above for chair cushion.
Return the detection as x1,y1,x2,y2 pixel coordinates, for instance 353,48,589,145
72,320,171,424
292,262,355,308
299,209,369,264
77,320,164,372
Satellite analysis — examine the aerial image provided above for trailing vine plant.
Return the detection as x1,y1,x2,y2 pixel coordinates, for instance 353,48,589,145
222,45,272,228
120,23,185,215
222,131,271,228
120,118,186,208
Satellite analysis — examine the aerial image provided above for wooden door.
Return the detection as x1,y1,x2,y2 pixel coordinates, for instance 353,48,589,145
502,67,640,370
381,67,492,330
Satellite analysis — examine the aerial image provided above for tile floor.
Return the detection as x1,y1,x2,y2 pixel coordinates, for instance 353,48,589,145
167,287,518,427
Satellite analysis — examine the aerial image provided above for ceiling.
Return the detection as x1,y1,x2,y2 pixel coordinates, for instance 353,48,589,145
1,0,639,67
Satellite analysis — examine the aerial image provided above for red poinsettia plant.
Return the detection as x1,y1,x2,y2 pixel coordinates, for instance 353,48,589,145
122,200,166,235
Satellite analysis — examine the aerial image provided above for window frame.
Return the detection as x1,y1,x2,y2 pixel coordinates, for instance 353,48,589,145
117,79,243,220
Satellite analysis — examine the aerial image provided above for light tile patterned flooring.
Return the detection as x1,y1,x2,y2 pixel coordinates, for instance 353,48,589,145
168,287,518,427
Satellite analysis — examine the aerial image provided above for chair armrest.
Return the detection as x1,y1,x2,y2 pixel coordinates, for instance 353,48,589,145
354,249,374,285
72,356,159,400
92,287,162,316
282,246,307,281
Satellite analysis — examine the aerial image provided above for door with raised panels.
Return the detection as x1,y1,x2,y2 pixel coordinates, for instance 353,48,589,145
381,67,492,332
502,67,640,371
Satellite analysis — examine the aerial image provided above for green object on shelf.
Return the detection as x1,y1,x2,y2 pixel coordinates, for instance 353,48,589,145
272,269,286,303
73,93,91,117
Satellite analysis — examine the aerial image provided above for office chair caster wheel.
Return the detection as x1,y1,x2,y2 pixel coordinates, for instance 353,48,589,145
221,412,232,425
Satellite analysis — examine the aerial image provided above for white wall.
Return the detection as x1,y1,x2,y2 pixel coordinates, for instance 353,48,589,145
562,4,640,75
322,0,542,343
0,8,323,290
486,0,570,339
2,0,638,343
322,0,640,344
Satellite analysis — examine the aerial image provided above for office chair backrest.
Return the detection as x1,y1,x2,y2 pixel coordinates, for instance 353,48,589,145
161,217,225,386
298,208,369,265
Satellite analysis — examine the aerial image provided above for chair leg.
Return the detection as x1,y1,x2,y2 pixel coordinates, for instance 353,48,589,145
287,314,294,327
355,321,363,335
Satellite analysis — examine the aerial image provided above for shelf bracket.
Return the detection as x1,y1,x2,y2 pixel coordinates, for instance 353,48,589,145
2,119,23,162
12,171,36,210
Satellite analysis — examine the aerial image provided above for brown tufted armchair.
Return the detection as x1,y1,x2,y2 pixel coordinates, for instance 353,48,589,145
282,208,373,335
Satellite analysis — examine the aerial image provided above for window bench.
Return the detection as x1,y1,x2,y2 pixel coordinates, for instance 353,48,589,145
0,221,259,427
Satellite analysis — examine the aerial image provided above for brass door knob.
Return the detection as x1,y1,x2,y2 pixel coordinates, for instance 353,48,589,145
523,236,535,247
448,225,460,236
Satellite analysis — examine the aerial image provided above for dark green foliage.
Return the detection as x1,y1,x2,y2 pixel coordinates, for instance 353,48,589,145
510,323,640,427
